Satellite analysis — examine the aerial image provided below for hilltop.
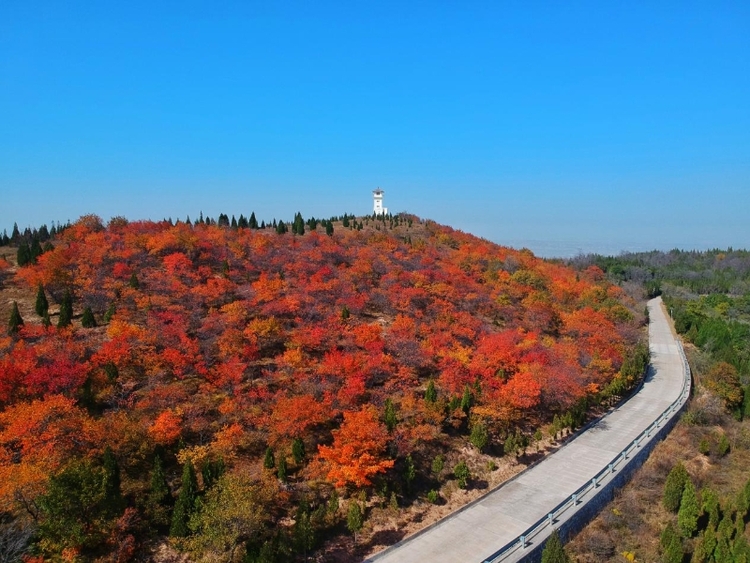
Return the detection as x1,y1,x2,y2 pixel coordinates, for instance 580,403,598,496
0,213,645,562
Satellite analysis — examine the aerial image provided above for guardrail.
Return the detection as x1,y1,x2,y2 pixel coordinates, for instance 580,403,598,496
481,340,692,563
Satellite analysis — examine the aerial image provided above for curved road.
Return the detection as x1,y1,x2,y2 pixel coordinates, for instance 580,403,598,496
365,297,687,563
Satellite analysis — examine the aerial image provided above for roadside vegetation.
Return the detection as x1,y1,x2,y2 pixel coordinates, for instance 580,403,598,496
566,249,750,563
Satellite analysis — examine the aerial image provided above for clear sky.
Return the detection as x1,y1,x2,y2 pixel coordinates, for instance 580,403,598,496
1,1,748,257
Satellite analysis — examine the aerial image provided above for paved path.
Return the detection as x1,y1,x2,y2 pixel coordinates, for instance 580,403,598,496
365,297,687,563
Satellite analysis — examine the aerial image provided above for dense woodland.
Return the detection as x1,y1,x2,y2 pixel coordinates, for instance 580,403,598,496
0,213,645,562
568,249,750,563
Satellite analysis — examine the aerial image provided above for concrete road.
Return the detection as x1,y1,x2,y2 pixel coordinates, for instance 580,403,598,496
364,297,687,563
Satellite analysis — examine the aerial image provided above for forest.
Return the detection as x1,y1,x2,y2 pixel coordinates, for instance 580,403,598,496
0,213,644,562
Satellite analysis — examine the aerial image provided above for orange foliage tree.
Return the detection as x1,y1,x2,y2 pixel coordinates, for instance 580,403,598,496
317,405,394,489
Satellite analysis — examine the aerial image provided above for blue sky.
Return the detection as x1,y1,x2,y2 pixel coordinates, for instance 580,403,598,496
1,1,748,256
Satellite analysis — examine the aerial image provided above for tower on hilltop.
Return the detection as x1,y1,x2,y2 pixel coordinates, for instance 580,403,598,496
373,188,388,215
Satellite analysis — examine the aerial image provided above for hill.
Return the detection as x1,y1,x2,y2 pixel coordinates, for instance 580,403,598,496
0,213,644,562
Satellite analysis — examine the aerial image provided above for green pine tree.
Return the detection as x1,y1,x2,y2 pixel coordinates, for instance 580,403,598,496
293,501,315,558
201,458,225,490
660,522,683,563
129,272,140,289
702,487,721,528
461,385,473,413
541,530,571,563
30,237,43,263
35,284,49,317
678,479,700,537
325,221,334,236
403,454,416,494
8,301,23,335
292,437,306,465
16,241,31,267
384,398,397,432
103,303,116,323
425,380,437,403
664,462,689,512
277,455,288,482
81,306,97,328
37,459,109,553
346,501,363,542
170,460,198,537
470,421,489,452
147,454,172,528
102,446,124,517
57,289,74,328
264,446,275,469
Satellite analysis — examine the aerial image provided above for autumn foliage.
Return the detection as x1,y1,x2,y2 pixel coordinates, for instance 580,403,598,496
0,213,641,560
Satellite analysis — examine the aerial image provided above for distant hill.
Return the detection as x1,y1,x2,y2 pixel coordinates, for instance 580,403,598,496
0,212,645,562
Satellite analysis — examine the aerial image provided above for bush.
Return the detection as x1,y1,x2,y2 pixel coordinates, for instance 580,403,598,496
717,433,730,457
454,461,470,489
426,490,439,504
699,437,711,456
470,421,488,452
431,454,444,477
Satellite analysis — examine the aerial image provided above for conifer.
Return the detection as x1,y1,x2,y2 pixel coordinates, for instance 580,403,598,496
664,462,689,512
660,522,683,563
384,398,397,432
292,437,305,465
102,446,124,517
170,460,198,537
8,301,23,335
81,306,96,328
16,241,31,267
30,237,42,262
425,380,437,403
541,530,571,563
35,284,49,317
147,454,172,528
347,501,363,542
461,385,473,413
264,447,275,469
678,479,700,537
58,289,73,328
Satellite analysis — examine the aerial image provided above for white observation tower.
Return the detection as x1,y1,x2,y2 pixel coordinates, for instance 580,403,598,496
373,188,388,215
